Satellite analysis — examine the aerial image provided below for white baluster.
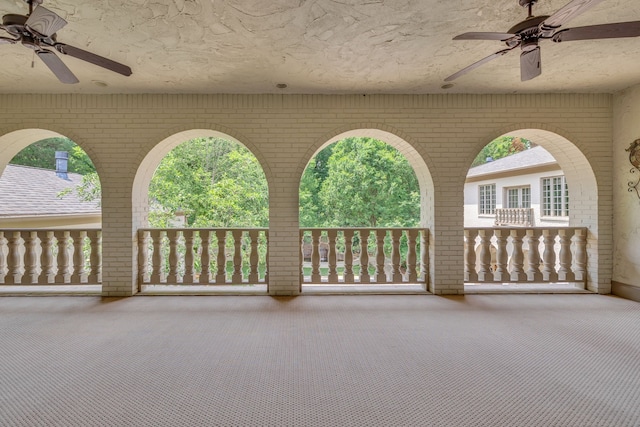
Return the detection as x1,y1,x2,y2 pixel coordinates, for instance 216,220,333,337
183,230,195,284
71,230,87,283
311,230,322,283
138,230,149,285
300,231,307,283
150,229,165,283
558,229,575,281
249,230,260,283
574,228,587,283
343,230,355,284
406,229,418,283
541,229,558,282
166,229,179,284
360,230,371,283
231,229,243,284
215,230,227,284
420,229,429,283
88,230,102,284
477,229,493,282
327,229,338,283
375,229,386,283
54,231,71,283
23,231,38,284
391,229,403,283
5,232,22,284
264,230,269,284
464,229,478,282
0,231,7,283
493,229,509,282
526,229,543,282
199,230,211,284
509,229,527,282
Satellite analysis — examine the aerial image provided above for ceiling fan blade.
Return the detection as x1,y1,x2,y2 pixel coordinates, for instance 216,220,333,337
552,21,640,42
26,6,67,37
55,43,132,76
541,0,605,31
444,48,515,82
453,32,516,41
520,47,541,82
37,50,79,84
0,36,17,45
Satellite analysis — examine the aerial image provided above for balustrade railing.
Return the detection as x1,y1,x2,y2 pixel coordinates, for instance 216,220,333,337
495,208,534,227
464,227,587,284
300,228,429,285
0,229,102,285
138,228,268,286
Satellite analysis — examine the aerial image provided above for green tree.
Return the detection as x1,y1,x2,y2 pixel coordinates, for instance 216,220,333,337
10,137,95,175
305,137,419,228
148,138,268,227
471,136,533,167
74,137,268,228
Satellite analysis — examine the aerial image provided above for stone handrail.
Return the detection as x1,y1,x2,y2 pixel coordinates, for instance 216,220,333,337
0,229,102,285
464,227,587,283
300,228,429,285
138,228,268,285
495,208,534,227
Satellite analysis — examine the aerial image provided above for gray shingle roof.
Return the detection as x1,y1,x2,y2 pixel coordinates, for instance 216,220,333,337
0,165,100,217
466,146,557,178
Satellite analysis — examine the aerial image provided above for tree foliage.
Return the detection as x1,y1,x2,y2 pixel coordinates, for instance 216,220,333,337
10,137,95,175
148,138,269,227
300,137,420,227
471,136,533,167
11,135,422,230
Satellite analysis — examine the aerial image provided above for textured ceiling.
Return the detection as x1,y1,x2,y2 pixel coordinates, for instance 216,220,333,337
1,0,640,94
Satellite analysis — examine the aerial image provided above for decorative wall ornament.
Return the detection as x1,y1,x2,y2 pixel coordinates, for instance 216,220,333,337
626,139,640,198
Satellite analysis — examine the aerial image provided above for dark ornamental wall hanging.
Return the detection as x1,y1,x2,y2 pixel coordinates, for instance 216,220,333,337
627,139,640,199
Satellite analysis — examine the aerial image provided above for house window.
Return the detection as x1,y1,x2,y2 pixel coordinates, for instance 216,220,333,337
542,176,569,217
479,184,496,215
505,186,531,209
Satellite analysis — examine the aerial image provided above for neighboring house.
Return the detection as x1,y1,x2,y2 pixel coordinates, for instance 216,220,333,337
464,146,569,228
0,164,101,229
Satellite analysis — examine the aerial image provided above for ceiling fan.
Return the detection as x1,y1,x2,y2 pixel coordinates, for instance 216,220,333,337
0,0,132,84
445,0,640,82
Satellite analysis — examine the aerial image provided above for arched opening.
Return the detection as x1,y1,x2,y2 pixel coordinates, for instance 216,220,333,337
0,129,102,290
463,128,601,292
298,128,434,292
133,130,270,293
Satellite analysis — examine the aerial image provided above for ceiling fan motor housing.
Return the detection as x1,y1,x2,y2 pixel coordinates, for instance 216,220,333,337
2,14,28,36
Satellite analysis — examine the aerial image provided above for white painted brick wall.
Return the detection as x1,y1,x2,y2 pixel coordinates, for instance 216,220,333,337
0,94,613,296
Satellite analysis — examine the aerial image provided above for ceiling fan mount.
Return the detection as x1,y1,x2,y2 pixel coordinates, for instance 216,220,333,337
0,0,131,84
445,0,640,83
